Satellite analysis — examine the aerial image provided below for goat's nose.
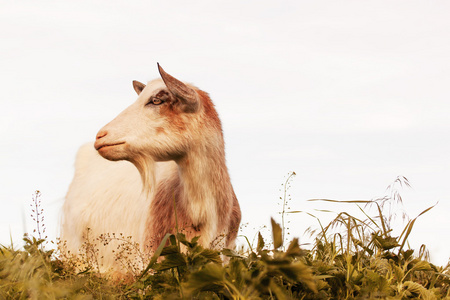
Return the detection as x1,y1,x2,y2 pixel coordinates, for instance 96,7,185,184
96,130,108,140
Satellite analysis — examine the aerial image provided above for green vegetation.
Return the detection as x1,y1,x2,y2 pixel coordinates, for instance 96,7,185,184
1,177,449,299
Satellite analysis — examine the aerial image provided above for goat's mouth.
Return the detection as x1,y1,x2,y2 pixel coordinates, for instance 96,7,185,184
95,142,126,151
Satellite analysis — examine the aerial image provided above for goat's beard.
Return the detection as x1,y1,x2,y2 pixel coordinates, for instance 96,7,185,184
131,155,156,197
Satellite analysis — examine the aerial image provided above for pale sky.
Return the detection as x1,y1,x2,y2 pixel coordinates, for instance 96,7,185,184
1,1,449,265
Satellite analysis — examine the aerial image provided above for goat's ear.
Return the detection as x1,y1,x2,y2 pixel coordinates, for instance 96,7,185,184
157,63,199,112
133,80,146,95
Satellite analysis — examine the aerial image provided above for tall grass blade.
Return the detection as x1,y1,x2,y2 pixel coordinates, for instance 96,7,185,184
375,202,388,236
308,199,372,204
137,233,172,280
357,205,380,232
398,204,436,254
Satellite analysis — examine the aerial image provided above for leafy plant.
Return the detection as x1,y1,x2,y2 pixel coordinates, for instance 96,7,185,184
1,179,449,299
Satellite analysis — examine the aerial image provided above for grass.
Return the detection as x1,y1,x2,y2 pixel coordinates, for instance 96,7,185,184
1,176,449,299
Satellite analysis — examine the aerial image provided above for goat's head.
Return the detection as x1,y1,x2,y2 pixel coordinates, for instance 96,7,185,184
94,64,222,170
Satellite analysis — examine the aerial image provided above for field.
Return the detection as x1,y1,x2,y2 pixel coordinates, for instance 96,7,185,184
1,176,449,299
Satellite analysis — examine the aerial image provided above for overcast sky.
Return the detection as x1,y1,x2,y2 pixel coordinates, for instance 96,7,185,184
1,1,449,265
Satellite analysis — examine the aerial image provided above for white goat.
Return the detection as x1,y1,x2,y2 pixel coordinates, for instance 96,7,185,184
61,64,241,272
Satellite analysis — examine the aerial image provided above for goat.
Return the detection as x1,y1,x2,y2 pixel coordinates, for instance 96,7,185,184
61,64,241,272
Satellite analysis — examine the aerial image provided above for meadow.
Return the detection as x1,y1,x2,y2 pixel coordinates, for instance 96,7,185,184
1,175,449,299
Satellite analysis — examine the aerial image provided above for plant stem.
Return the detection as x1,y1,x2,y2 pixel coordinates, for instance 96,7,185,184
281,172,295,244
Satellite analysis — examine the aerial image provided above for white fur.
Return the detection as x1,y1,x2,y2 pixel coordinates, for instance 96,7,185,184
61,143,176,271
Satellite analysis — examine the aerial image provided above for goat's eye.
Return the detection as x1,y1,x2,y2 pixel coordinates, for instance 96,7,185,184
152,98,163,105
147,98,164,106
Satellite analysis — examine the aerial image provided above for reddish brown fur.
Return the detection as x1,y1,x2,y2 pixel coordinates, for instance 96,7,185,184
107,75,238,253
144,89,241,251
159,95,187,132
145,174,241,250
145,175,200,248
196,89,222,131
155,127,165,134
227,192,241,245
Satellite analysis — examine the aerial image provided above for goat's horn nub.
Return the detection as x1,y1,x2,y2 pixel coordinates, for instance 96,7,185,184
157,63,198,109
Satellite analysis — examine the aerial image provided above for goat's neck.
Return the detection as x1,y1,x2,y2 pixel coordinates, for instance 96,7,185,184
176,142,231,226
